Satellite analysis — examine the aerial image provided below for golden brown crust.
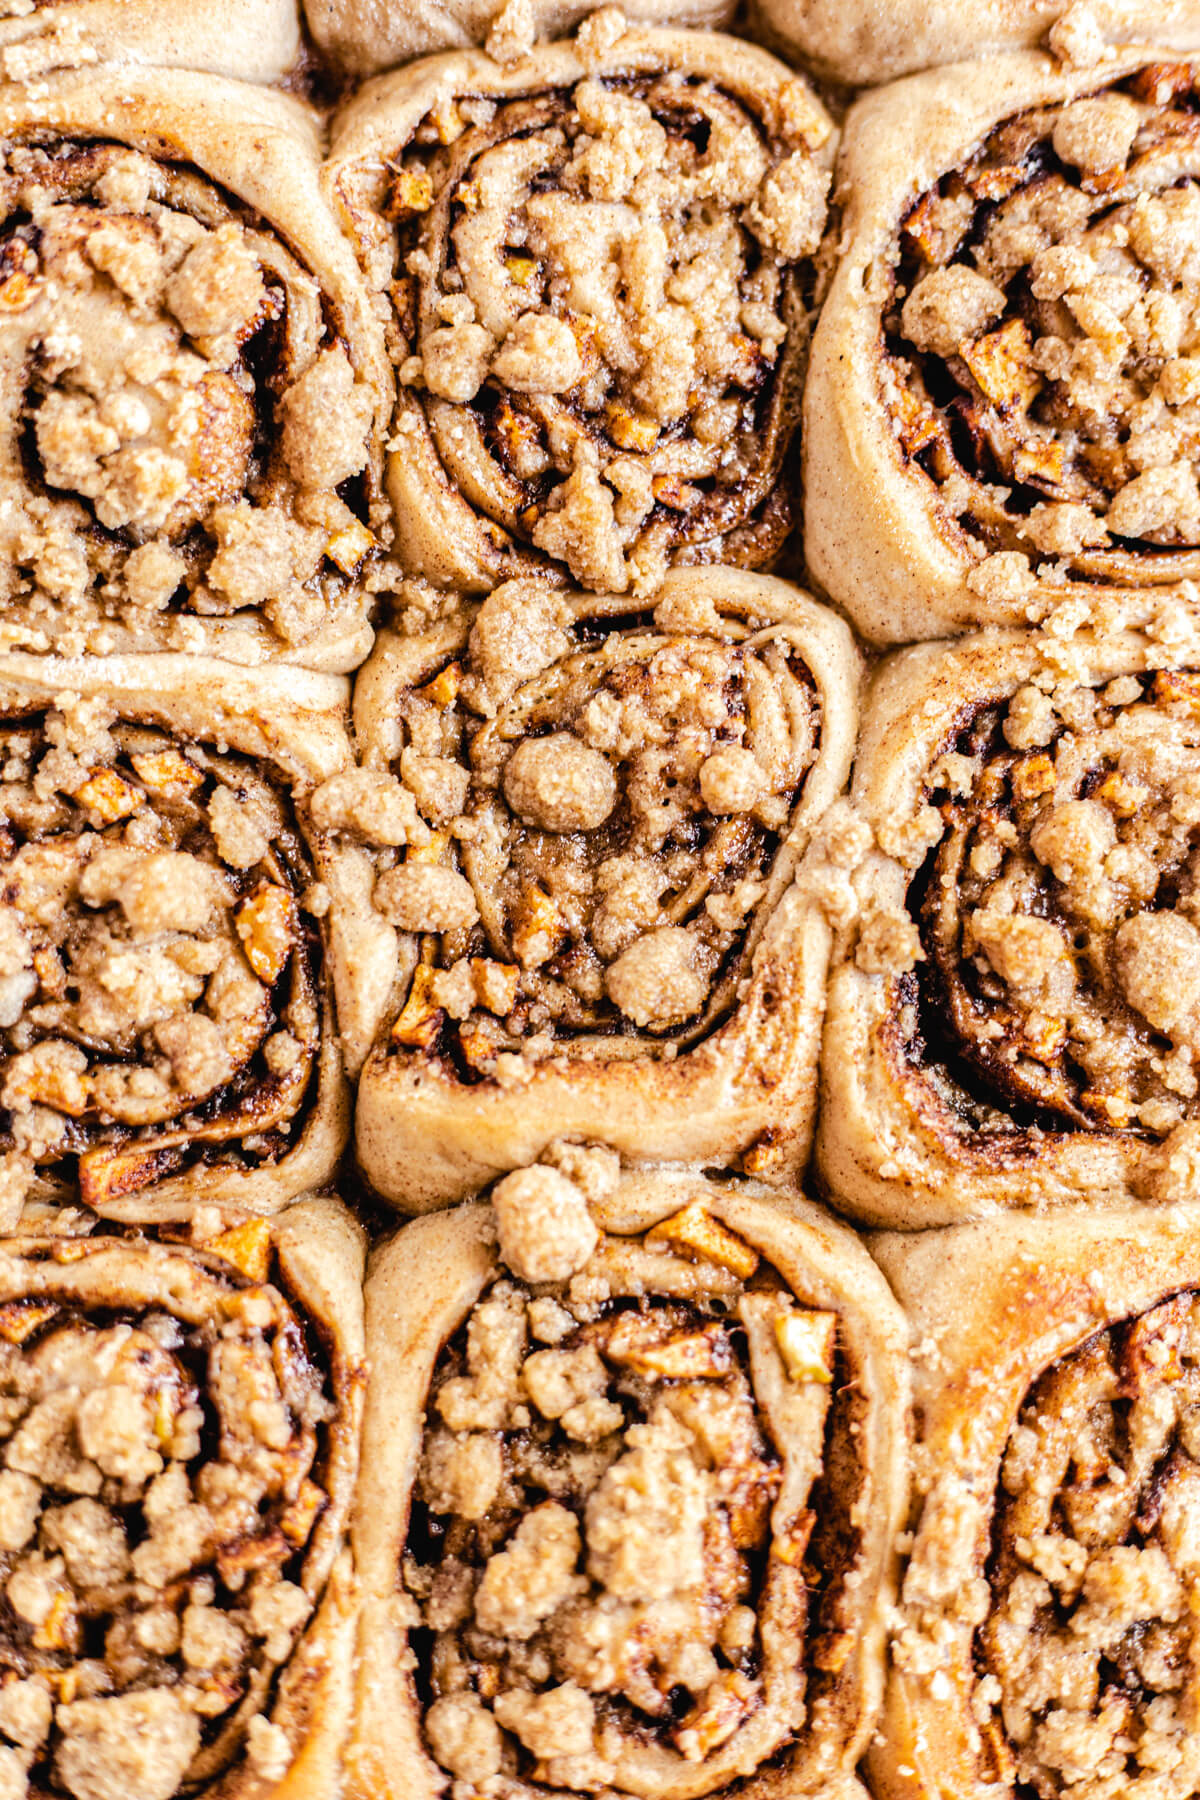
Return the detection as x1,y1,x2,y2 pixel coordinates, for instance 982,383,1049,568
350,567,859,1212
0,69,391,674
817,602,1200,1225
0,1194,365,1800
348,1171,909,1800
0,654,393,1226
870,1205,1200,1800
0,1,301,83
805,47,1200,644
324,24,834,597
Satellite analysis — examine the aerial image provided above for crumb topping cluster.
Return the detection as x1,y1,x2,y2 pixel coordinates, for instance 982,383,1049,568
404,1210,850,1796
0,705,318,1215
978,1292,1200,1800
0,141,375,655
389,69,829,593
885,67,1200,580
367,585,819,1074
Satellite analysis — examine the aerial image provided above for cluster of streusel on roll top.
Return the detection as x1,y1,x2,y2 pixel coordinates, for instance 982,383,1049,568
5,5,1200,1800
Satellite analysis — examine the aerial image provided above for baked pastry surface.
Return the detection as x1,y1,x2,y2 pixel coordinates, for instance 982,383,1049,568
352,568,858,1209
325,23,834,595
818,609,1200,1224
805,49,1200,642
0,1,302,84
0,69,390,672
348,1167,908,1800
872,1205,1200,1800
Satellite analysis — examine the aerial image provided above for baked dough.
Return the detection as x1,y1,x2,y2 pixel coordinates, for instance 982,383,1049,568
304,0,736,76
817,602,1200,1225
324,22,834,596
871,1203,1200,1800
749,0,1200,88
0,0,301,84
346,1167,909,1800
0,68,391,672
351,567,859,1211
0,653,394,1227
0,1194,365,1800
805,49,1200,643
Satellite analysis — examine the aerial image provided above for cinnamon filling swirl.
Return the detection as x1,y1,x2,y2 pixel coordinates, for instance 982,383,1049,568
404,1234,859,1796
0,139,375,651
0,704,321,1215
979,1292,1200,1800
390,71,828,593
884,64,1200,582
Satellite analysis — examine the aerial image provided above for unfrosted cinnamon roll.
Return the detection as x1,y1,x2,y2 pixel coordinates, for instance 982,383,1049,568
817,606,1200,1225
324,21,834,597
0,654,393,1227
347,1167,908,1800
748,0,1200,88
0,1196,364,1800
806,49,1200,644
871,1205,1200,1800
351,568,859,1211
0,70,390,672
304,0,736,78
0,1,300,84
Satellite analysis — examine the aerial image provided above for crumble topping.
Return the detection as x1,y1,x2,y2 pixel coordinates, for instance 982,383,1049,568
901,670,1200,1137
977,1292,1200,1800
0,1238,335,1800
374,587,821,1073
885,65,1200,585
385,57,830,592
0,707,319,1215
404,1208,858,1796
0,141,376,655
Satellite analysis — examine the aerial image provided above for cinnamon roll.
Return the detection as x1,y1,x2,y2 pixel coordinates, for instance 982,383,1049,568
351,568,859,1211
324,21,834,597
347,1165,909,1800
817,608,1200,1225
749,1,1200,89
0,69,390,671
0,1,300,84
871,1205,1200,1800
806,49,1200,644
0,653,393,1227
304,0,737,78
0,1195,364,1800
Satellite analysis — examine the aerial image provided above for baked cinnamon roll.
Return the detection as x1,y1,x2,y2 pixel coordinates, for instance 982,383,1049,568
871,1205,1200,1800
817,609,1200,1225
0,1,300,84
806,49,1200,644
305,0,736,78
324,21,834,596
749,0,1200,88
351,568,859,1211
0,70,390,672
0,1195,364,1800
347,1165,908,1800
0,653,393,1227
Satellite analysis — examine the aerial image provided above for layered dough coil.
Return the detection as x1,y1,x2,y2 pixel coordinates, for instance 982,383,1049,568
806,47,1200,643
351,567,859,1211
0,70,390,672
324,22,835,597
0,654,393,1227
0,1197,364,1800
871,1206,1200,1800
816,607,1200,1224
749,1,1200,89
347,1166,908,1800
0,2,300,84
